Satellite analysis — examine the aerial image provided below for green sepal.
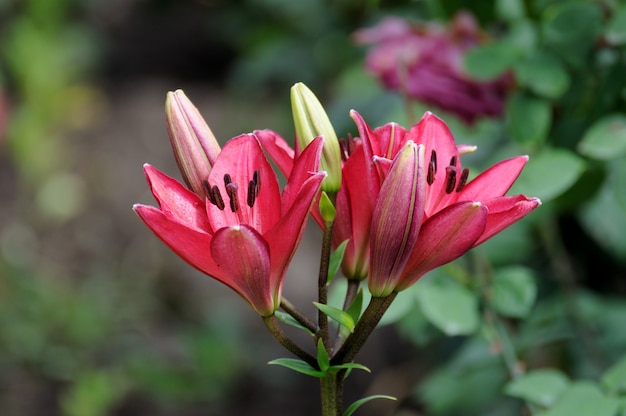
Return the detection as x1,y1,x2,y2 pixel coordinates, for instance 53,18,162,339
274,310,315,336
327,239,349,284
319,191,337,223
316,339,330,373
314,302,355,333
268,358,325,378
342,395,397,416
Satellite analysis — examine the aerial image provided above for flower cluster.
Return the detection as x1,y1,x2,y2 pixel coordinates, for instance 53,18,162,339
353,12,512,124
134,85,539,317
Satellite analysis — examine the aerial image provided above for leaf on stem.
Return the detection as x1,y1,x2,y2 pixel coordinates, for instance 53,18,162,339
342,394,397,416
268,358,326,378
314,302,356,333
317,339,330,373
275,310,315,335
327,239,349,284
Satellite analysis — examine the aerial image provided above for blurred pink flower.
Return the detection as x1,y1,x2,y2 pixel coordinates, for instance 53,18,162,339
354,12,511,124
134,128,325,316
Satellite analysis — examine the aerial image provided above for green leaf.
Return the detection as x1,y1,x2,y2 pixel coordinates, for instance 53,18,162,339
345,289,363,324
268,358,325,378
606,5,626,46
495,0,525,21
330,362,371,373
316,339,330,373
602,353,626,395
490,267,537,318
464,41,521,80
505,369,569,407
328,239,349,284
509,147,586,202
274,311,315,335
577,114,626,160
416,280,479,336
542,382,620,416
514,52,570,99
343,395,397,416
314,302,355,333
506,92,552,148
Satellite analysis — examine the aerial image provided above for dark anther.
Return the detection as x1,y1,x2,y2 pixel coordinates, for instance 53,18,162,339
445,166,457,194
224,174,232,186
202,180,216,205
212,185,225,210
449,156,457,167
247,180,256,207
252,170,261,197
427,161,436,185
430,150,437,173
225,182,239,212
456,168,469,192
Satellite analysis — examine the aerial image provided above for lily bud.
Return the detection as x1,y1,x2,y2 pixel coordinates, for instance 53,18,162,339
165,89,221,197
319,191,337,223
290,82,342,193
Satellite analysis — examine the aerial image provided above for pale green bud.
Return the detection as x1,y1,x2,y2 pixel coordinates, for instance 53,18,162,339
291,82,342,193
319,191,337,223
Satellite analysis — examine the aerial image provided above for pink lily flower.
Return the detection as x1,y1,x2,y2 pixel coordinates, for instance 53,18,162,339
354,112,541,296
134,133,326,316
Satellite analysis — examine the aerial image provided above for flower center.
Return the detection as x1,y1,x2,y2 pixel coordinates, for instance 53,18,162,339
427,150,469,194
203,170,261,212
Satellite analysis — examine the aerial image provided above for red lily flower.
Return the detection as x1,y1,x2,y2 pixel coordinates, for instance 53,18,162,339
353,112,541,296
134,134,325,316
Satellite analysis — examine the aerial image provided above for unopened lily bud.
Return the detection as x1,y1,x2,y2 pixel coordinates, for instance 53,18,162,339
165,89,221,196
319,191,337,223
290,82,342,193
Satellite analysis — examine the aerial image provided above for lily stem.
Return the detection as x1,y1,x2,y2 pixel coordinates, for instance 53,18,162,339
281,297,318,334
263,315,317,368
317,192,337,351
331,293,397,365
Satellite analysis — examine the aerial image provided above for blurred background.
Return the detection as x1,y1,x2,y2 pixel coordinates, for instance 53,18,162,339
1,0,625,415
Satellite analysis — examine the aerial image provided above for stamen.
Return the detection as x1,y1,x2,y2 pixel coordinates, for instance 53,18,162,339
225,182,239,212
449,155,457,167
211,185,225,210
430,150,437,173
252,170,261,196
224,174,232,186
445,166,457,194
456,168,469,192
427,160,436,185
202,180,217,205
247,180,256,207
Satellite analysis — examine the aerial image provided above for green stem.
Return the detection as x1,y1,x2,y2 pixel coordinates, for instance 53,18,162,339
317,193,337,351
331,293,397,365
320,371,342,416
281,297,318,333
263,315,317,368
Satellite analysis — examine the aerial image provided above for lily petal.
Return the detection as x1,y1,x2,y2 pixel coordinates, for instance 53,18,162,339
143,164,210,232
396,201,488,291
459,155,529,201
265,170,326,293
281,136,324,214
410,112,461,215
255,129,295,178
210,225,274,316
133,204,223,281
474,195,541,245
